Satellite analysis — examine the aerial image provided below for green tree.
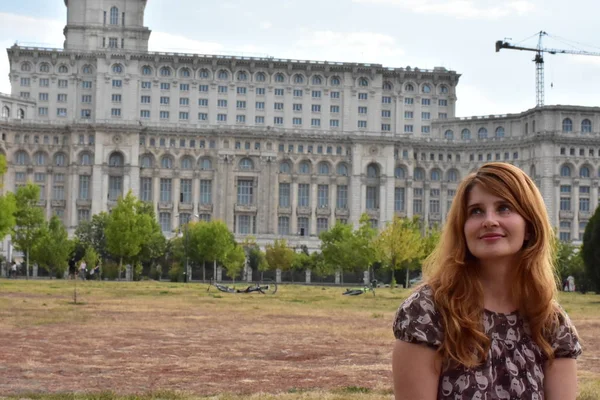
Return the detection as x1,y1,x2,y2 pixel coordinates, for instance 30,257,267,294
352,213,378,277
12,183,45,279
32,215,74,278
74,212,110,261
105,191,156,279
222,243,246,282
582,206,600,291
265,239,295,277
375,216,424,288
554,234,577,285
83,246,100,272
134,201,166,268
188,220,232,281
0,155,16,238
319,222,355,276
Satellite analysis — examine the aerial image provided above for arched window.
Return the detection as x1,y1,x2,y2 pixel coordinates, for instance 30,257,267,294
140,155,152,168
582,119,592,133
405,83,414,92
495,126,505,138
218,70,229,80
109,153,124,167
298,161,310,174
142,66,152,75
312,75,322,85
110,7,119,24
239,158,253,170
255,72,266,82
15,151,29,165
394,166,406,179
161,156,173,169
180,157,193,170
366,164,379,178
422,84,431,93
21,62,31,72
383,81,393,91
336,163,348,176
40,63,50,73
560,165,571,177
160,67,171,77
330,76,341,86
58,65,68,73
439,85,449,94
461,128,471,140
237,71,248,81
478,127,488,139
293,74,303,84
200,158,212,170
80,152,92,166
1,106,9,118
112,64,123,74
180,68,191,78
199,69,210,79
359,77,369,87
54,153,66,166
447,169,458,182
562,118,573,132
414,168,425,181
444,130,454,140
17,109,25,119
318,162,330,175
34,152,46,166
580,166,591,178
430,169,441,181
279,161,291,173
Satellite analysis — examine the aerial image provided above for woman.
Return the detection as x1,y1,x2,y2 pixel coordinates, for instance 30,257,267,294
392,162,581,399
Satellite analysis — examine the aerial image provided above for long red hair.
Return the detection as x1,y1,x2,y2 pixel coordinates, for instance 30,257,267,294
423,162,559,368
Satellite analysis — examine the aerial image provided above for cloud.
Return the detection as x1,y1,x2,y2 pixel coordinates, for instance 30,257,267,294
352,0,535,19
288,31,405,65
259,21,273,30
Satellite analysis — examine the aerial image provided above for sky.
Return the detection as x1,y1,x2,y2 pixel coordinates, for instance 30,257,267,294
1,0,600,117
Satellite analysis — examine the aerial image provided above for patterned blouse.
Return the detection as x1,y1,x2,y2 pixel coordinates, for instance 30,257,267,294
393,285,582,400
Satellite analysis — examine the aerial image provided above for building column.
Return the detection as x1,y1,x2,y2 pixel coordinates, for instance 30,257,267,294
290,180,298,235
572,180,579,240
310,180,317,236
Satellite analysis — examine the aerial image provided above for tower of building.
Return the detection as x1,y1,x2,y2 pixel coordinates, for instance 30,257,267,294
63,0,151,51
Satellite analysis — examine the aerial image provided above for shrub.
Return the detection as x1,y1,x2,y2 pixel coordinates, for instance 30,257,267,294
168,263,183,282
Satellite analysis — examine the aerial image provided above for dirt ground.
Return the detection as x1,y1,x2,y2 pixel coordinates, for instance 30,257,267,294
0,283,599,397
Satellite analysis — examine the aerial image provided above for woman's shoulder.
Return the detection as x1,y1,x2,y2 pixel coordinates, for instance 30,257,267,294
393,284,443,348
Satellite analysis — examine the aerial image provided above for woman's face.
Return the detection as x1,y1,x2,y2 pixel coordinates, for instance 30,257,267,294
463,184,528,263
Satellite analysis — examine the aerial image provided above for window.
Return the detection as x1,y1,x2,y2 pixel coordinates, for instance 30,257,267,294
179,112,189,120
111,108,121,117
560,165,571,177
358,120,367,128
237,180,254,205
312,90,321,98
358,93,368,100
293,74,303,84
366,186,378,210
218,70,229,80
38,107,48,116
439,113,448,119
39,78,49,87
274,117,284,125
580,166,591,178
159,178,172,203
421,126,431,134
336,185,348,209
112,79,122,88
405,111,413,119
278,183,292,208
108,38,118,48
422,98,430,106
382,110,391,118
317,218,329,234
78,175,90,200
330,105,340,113
444,130,454,140
331,119,340,127
297,217,309,236
274,88,284,96
237,87,247,95
179,97,189,106
20,78,30,87
255,72,266,82
112,64,123,74
256,88,266,95
439,99,448,106
58,79,68,88
582,119,592,133
278,216,290,235
57,108,67,117
54,153,66,166
108,176,123,201
495,127,505,138
293,117,302,126
405,97,414,105
478,128,488,139
255,116,264,124
394,188,405,211
274,102,284,110
111,94,121,103
217,114,227,122
160,67,172,77
110,6,119,24
331,91,340,99
404,125,413,133
562,118,573,132
317,185,329,207
279,162,291,174
580,198,590,212
200,180,212,204
298,184,310,207
293,89,303,97
311,118,321,127
159,213,171,232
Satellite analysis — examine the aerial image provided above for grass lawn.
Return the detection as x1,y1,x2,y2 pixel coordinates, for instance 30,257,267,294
0,279,599,399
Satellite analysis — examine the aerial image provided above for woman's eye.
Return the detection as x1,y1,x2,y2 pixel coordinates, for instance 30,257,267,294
469,208,482,215
498,205,511,213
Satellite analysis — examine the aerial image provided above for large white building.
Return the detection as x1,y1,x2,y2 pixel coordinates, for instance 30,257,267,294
1,0,598,263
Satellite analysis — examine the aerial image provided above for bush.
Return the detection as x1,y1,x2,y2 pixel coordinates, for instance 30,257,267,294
149,264,163,281
132,262,143,281
168,263,183,282
102,261,120,280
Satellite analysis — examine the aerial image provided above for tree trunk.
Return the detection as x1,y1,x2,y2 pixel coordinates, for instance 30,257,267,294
119,257,123,281
213,260,217,282
405,266,410,289
202,260,206,283
26,248,30,280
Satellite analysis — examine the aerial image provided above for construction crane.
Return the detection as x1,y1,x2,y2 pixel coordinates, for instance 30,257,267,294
495,31,600,107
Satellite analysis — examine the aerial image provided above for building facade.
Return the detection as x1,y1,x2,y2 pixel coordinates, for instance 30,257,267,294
0,0,598,259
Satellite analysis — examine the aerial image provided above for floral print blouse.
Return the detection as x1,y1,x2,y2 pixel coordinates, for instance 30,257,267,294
393,285,582,399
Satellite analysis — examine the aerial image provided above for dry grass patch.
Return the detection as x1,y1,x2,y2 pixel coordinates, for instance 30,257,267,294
0,280,599,399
